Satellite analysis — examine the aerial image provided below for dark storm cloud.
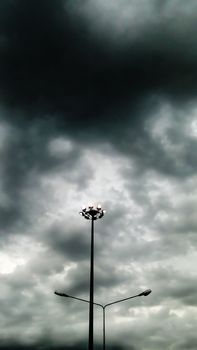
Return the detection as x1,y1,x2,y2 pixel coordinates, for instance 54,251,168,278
0,123,56,230
0,0,196,186
58,261,129,297
0,0,197,129
0,119,89,232
47,224,90,261
148,266,197,306
46,219,136,296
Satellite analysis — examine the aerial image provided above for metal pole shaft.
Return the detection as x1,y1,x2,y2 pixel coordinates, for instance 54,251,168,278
88,218,94,350
103,307,106,350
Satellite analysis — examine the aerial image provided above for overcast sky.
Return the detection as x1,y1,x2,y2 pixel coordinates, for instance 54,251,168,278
0,1,197,349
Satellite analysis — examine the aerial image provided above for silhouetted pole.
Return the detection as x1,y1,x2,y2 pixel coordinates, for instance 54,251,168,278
89,216,94,350
79,204,106,350
103,306,106,350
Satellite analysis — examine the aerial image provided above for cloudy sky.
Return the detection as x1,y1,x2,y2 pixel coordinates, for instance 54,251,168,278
0,1,197,349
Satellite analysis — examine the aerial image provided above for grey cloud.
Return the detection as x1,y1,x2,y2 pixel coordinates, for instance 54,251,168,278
0,0,196,189
46,225,90,261
0,0,197,125
178,337,197,350
142,265,197,307
61,261,130,298
0,119,92,233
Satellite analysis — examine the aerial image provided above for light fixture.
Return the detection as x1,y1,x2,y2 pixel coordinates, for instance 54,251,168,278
79,204,106,220
138,289,152,296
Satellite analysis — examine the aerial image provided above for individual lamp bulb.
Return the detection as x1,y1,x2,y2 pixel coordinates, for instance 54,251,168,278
81,205,86,212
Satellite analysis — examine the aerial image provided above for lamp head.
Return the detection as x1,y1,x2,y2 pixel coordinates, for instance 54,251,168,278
54,291,70,297
138,289,152,296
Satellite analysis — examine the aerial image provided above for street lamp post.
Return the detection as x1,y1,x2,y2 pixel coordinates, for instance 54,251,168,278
101,289,152,350
54,289,152,350
79,204,105,350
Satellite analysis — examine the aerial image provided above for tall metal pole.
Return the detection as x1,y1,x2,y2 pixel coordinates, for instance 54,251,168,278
103,307,106,350
89,217,94,350
79,204,105,349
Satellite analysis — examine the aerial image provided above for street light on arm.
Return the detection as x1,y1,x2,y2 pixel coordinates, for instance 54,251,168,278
54,289,152,350
104,288,152,307
101,289,152,350
54,291,103,308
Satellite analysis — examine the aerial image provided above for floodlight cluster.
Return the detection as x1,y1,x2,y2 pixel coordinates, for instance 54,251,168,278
79,203,106,220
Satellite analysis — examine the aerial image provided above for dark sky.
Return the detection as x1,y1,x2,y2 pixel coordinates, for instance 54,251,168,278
0,1,197,349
